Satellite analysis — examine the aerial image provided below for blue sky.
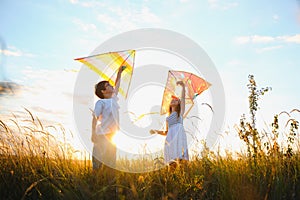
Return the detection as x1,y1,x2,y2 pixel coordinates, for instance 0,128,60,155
1,0,300,153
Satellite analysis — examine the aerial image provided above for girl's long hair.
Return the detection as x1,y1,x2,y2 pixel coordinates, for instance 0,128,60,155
169,101,181,118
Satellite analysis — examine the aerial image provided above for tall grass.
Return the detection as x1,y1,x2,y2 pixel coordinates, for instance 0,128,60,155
1,74,300,199
0,109,299,199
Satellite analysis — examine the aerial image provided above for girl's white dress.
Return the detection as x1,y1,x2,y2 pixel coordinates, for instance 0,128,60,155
164,112,189,163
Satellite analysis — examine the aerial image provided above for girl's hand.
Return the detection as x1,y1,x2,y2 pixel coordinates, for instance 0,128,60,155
176,81,185,86
150,129,156,134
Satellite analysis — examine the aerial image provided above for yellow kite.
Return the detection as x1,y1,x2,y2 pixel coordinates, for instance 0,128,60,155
75,50,135,98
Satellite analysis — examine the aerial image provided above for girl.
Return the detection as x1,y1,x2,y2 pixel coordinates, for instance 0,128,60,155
150,81,189,165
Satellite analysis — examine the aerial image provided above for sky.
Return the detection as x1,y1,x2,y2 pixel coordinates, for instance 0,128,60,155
1,0,300,156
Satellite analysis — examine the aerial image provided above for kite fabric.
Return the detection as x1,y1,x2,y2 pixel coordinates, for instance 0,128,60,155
161,70,211,117
75,50,135,98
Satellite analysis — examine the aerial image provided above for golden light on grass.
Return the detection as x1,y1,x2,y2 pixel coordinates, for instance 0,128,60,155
0,108,300,199
111,130,121,145
1,71,300,199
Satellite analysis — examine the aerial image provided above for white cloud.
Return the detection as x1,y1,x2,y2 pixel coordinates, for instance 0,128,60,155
70,1,161,35
139,6,161,24
234,36,250,44
0,46,35,57
69,0,105,8
1,68,82,133
18,69,78,125
0,49,21,57
68,2,161,63
97,5,161,32
235,35,274,44
208,0,238,10
72,19,97,32
252,35,275,43
256,45,283,53
208,0,218,8
279,34,300,44
1,67,88,151
235,34,300,45
69,0,78,4
272,14,279,22
223,2,238,10
97,13,137,31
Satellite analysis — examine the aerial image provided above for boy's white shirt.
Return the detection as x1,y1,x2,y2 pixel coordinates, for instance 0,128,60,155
94,94,119,135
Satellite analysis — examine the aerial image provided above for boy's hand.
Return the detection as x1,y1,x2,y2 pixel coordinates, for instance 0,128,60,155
149,129,156,134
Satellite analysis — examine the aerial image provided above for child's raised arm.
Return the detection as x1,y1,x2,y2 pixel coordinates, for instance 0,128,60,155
114,66,126,96
177,81,185,116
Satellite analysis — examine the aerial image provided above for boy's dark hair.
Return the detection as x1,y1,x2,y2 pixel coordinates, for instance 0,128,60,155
95,81,109,99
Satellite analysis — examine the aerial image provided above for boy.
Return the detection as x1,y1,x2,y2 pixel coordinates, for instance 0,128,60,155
92,66,125,170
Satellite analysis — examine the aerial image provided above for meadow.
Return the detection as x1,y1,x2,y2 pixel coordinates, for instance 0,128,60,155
0,75,299,200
